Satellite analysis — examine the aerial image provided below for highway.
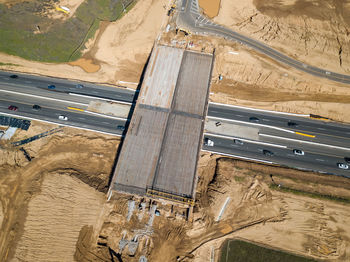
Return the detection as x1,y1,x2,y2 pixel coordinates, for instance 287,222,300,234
177,0,350,84
1,70,350,176
205,103,350,178
0,71,132,135
203,135,350,177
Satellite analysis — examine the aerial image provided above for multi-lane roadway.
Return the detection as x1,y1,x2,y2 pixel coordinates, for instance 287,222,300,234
0,71,131,136
205,103,350,177
1,68,350,177
176,0,350,84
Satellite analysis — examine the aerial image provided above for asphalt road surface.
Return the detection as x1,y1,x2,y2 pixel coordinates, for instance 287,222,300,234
177,0,350,84
203,135,350,178
205,103,350,177
1,70,350,176
0,71,132,135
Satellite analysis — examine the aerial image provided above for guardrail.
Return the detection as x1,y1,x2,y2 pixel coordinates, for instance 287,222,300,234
146,188,195,206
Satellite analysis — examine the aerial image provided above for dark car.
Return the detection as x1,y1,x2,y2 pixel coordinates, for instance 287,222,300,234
117,125,125,131
10,74,18,79
263,149,274,156
48,84,56,89
8,105,18,111
233,139,244,145
249,117,260,123
32,105,41,111
345,157,350,164
287,121,298,127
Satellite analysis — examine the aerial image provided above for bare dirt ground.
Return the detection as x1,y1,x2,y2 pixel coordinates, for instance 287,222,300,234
70,152,350,261
213,0,350,75
0,0,169,87
0,122,120,261
198,0,220,18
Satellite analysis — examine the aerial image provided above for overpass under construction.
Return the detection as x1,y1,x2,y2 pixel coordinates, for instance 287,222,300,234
109,44,214,205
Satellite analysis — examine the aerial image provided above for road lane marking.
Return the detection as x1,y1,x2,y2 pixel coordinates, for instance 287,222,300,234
0,111,121,137
259,133,350,151
201,149,274,164
208,102,310,117
67,106,84,111
204,132,287,149
207,116,295,134
84,110,127,121
295,132,316,138
0,89,88,106
316,159,325,162
69,93,133,105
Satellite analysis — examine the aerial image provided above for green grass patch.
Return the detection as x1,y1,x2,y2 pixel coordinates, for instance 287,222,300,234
270,184,350,204
0,62,18,66
234,176,245,182
0,0,136,62
219,239,317,262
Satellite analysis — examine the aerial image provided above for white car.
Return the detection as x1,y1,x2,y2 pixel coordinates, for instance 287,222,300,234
205,138,214,147
58,115,68,121
337,163,349,170
293,149,304,156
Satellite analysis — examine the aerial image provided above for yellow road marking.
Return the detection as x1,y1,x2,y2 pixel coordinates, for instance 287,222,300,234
67,107,84,112
295,132,316,138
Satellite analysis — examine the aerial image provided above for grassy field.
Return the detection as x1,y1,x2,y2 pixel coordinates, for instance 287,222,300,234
270,183,350,204
219,239,317,262
0,0,135,62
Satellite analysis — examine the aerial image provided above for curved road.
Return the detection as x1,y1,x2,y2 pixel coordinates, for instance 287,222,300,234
177,0,350,84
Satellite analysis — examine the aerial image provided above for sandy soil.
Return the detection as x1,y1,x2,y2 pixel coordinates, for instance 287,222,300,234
71,152,350,262
213,0,350,75
0,0,169,88
189,154,350,262
209,39,350,122
0,121,120,261
198,0,221,18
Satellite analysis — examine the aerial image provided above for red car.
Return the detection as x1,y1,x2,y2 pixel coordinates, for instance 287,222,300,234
8,105,18,111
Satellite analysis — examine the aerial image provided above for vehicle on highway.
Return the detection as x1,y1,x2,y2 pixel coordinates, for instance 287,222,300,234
249,117,260,123
48,84,56,89
8,105,18,111
345,157,350,163
263,149,274,156
204,138,214,147
233,139,244,145
58,115,68,121
293,149,304,156
75,84,84,89
117,125,125,131
287,121,298,127
337,163,349,170
32,105,41,111
9,74,18,79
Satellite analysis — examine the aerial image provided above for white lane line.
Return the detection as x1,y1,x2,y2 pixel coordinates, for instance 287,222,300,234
119,81,138,85
69,93,133,105
84,110,127,121
316,159,325,162
0,111,121,137
0,89,88,106
204,132,287,149
207,116,295,134
209,102,310,117
259,133,350,151
202,149,274,164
